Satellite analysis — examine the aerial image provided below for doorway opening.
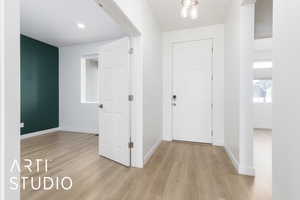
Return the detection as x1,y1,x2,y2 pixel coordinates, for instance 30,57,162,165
19,0,142,198
250,0,273,196
252,59,272,196
252,41,273,197
20,0,137,162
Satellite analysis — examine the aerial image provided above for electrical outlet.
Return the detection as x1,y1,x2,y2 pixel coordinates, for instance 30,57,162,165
20,123,24,128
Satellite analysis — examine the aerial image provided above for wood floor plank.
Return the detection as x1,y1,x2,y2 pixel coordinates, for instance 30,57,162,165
21,131,271,200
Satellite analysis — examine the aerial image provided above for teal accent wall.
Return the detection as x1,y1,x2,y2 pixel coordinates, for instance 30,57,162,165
21,35,59,135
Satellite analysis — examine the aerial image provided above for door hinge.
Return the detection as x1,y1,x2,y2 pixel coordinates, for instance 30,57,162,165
211,130,214,136
212,47,214,53
128,141,134,149
129,48,134,54
211,74,214,81
95,0,103,7
211,103,213,109
128,94,134,101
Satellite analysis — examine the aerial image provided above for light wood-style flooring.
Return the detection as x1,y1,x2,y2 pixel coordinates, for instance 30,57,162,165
253,129,272,199
21,131,271,200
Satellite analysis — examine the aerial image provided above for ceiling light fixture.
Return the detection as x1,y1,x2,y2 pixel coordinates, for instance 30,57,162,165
77,23,86,29
181,7,189,18
182,0,192,7
180,0,199,19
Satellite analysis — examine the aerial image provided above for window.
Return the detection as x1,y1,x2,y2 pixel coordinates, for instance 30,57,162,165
253,79,272,103
81,55,99,103
253,61,272,69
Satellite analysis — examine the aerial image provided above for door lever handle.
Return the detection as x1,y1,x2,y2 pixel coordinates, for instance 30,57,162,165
99,104,103,109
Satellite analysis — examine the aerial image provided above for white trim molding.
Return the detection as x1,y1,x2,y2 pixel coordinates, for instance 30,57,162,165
213,139,224,147
225,145,255,176
239,165,255,176
239,2,255,177
21,127,61,139
225,145,239,171
0,0,20,199
162,24,224,146
59,127,98,134
143,139,162,165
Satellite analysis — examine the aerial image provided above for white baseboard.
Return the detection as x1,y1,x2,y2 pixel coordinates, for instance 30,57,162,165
224,145,239,172
21,127,60,139
254,128,272,131
224,145,255,176
60,127,98,134
213,139,224,146
144,139,162,165
162,135,172,141
164,135,224,146
239,165,255,176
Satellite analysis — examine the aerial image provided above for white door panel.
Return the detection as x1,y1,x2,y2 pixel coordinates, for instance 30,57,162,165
99,37,131,166
172,40,213,143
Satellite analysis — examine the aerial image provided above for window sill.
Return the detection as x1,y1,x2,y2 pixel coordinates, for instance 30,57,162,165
81,101,99,104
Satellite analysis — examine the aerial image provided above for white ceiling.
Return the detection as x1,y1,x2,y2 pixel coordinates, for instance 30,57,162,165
21,0,125,47
147,0,230,31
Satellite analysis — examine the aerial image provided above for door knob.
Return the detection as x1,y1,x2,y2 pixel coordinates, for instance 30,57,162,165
172,95,177,101
99,104,103,109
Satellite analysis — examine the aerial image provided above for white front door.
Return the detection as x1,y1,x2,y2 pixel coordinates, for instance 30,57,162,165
172,40,213,143
98,38,131,166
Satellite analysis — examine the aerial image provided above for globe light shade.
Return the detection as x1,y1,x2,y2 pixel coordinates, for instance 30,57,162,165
190,6,198,19
181,7,189,18
182,0,192,7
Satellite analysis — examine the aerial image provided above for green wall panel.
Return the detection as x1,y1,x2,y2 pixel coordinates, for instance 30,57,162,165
21,35,59,135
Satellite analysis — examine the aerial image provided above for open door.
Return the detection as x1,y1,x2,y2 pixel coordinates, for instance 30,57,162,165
98,37,131,166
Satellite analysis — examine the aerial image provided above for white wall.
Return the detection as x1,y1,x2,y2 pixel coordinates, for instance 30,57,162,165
224,0,242,169
255,0,273,39
224,0,255,175
105,0,163,163
162,24,224,146
0,0,20,199
254,38,272,60
59,41,110,134
273,0,300,199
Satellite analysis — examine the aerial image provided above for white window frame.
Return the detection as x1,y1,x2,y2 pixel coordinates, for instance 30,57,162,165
80,54,99,104
253,79,272,104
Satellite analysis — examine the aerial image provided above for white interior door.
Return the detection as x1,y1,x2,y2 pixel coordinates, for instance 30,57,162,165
172,40,213,143
98,37,131,166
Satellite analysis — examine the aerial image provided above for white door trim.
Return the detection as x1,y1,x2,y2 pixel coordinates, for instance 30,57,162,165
129,36,143,168
0,0,20,199
162,25,225,146
170,39,214,143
